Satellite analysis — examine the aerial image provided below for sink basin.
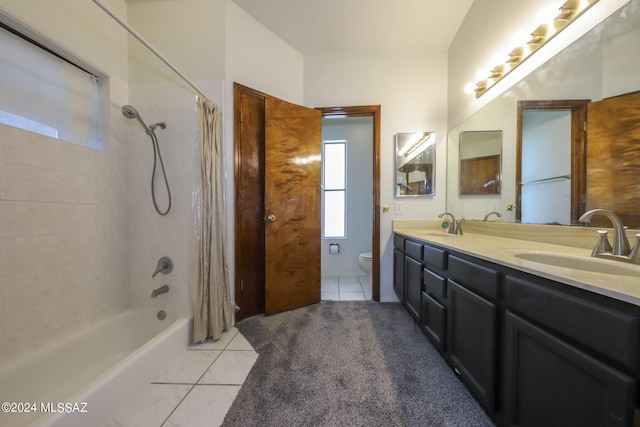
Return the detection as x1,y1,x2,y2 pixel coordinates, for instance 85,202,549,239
511,251,639,277
415,231,455,238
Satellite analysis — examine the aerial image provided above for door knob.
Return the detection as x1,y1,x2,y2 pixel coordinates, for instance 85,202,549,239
267,214,277,222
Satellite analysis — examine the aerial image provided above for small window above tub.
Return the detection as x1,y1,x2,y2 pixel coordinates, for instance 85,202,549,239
0,22,107,150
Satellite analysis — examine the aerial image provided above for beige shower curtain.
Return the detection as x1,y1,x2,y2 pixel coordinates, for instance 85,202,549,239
193,97,232,343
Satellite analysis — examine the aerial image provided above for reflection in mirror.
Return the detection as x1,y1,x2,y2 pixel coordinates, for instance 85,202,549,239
459,131,502,195
446,1,640,225
395,132,435,197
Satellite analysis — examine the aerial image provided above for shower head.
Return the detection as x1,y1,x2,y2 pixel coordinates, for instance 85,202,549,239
121,104,150,134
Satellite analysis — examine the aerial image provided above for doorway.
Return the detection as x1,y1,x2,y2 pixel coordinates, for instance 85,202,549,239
320,116,374,301
516,100,588,224
233,84,381,322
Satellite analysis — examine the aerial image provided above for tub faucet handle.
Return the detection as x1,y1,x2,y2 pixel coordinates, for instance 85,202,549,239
152,256,173,278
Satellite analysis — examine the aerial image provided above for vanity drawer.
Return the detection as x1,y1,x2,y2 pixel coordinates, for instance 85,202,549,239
448,255,499,300
394,235,405,251
423,268,446,299
423,245,447,271
506,276,640,371
405,240,422,260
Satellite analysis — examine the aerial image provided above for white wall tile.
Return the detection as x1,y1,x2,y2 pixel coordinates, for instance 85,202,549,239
0,236,39,276
0,163,40,201
0,124,40,167
0,201,39,237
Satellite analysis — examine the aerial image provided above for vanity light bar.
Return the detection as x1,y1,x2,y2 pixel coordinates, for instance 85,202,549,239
473,0,600,98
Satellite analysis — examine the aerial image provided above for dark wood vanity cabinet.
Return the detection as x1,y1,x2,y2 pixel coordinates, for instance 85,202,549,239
392,233,640,427
504,275,638,427
393,235,406,302
446,256,499,413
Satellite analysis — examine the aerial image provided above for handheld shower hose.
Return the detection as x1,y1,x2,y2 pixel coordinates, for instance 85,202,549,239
121,105,172,216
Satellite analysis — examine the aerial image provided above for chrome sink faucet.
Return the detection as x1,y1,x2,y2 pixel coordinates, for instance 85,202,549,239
439,212,463,235
579,209,640,264
483,211,502,222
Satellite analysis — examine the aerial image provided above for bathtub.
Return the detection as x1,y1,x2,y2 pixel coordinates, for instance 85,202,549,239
0,308,191,427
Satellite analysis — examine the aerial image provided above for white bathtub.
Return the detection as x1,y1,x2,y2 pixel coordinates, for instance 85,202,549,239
0,308,191,427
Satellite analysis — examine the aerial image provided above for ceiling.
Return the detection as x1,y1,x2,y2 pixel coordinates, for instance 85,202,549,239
230,0,474,54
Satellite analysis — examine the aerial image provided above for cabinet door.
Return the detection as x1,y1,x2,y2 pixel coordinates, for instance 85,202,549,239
421,291,446,353
504,311,635,427
393,248,405,302
447,280,496,412
405,255,422,320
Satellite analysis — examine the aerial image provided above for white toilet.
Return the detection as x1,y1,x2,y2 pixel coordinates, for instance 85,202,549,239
358,252,373,274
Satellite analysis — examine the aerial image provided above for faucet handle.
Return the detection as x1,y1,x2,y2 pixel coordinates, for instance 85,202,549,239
629,234,640,264
152,256,174,278
590,229,612,256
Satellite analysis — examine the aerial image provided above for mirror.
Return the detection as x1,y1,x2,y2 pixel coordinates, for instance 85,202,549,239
459,130,502,195
446,1,640,224
395,132,435,196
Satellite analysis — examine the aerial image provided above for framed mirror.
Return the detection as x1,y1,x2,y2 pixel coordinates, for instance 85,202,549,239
395,132,435,197
459,130,502,195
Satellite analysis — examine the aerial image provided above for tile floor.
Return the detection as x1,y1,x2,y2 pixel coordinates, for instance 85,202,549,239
103,327,257,427
321,275,371,301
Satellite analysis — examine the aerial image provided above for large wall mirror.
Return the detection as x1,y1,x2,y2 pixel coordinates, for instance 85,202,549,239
446,1,640,226
459,130,502,195
395,132,435,197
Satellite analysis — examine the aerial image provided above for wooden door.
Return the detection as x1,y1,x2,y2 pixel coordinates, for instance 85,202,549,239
586,91,640,228
264,97,322,315
234,84,266,321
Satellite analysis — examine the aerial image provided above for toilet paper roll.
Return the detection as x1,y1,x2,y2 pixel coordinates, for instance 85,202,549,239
329,244,340,254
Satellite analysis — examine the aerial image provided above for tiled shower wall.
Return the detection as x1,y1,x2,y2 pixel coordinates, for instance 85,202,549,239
0,113,130,365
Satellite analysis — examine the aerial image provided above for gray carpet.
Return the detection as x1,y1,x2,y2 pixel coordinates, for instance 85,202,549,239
222,301,494,427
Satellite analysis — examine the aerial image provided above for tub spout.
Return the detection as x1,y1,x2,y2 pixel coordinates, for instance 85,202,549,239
151,285,169,298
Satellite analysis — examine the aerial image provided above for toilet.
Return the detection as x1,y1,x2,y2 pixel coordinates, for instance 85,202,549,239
358,252,372,274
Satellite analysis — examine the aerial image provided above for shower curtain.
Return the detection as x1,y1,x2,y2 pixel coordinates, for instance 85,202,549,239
193,96,232,343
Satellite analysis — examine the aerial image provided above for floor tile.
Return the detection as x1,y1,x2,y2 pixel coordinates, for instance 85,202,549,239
321,290,339,300
103,383,191,427
163,385,241,427
340,283,362,292
226,332,255,351
340,291,366,301
321,276,339,284
152,349,221,384
339,276,360,285
189,327,239,351
199,350,258,385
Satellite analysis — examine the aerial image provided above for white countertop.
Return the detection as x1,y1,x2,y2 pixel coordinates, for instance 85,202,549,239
393,220,640,307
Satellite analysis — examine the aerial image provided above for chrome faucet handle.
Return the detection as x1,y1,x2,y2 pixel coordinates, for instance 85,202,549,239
152,256,174,278
629,234,640,264
590,229,612,256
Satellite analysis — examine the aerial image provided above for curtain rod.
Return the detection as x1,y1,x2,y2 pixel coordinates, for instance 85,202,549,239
91,0,215,106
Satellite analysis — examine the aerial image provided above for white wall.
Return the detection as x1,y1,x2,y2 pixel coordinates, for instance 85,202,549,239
305,52,448,301
224,0,305,304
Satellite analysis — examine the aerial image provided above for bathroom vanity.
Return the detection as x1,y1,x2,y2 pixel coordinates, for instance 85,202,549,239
393,221,640,427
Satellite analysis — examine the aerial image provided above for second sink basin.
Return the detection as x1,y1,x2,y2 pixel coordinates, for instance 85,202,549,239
511,251,639,277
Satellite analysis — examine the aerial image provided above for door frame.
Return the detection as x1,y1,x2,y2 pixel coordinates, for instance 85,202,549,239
516,100,588,224
316,106,381,302
234,84,382,322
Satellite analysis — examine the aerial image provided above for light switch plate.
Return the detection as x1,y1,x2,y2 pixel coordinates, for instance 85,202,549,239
394,201,404,215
